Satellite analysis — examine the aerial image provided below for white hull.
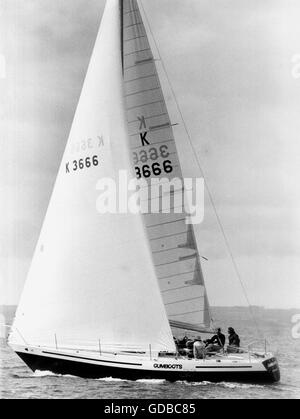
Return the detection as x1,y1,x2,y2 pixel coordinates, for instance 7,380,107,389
11,344,280,383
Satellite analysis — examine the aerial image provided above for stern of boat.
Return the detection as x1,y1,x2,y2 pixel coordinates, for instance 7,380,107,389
262,356,280,382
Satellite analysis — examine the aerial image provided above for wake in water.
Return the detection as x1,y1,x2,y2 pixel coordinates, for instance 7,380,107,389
97,378,167,384
10,370,79,379
175,380,265,389
32,371,79,379
136,379,167,384
18,372,265,390
96,377,129,383
217,382,265,390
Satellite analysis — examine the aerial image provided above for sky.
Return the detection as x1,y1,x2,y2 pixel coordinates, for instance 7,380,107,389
0,0,300,309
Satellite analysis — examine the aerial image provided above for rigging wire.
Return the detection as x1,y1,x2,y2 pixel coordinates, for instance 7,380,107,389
139,0,262,337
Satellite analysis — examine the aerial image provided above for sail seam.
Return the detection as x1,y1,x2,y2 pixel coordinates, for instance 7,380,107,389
130,140,173,148
125,35,147,43
165,297,203,306
125,74,157,84
162,286,201,293
169,309,210,317
127,111,168,124
124,9,139,16
124,22,143,29
153,246,182,255
150,231,187,242
155,260,189,268
125,22,144,31
125,61,154,71
129,138,174,147
125,86,160,98
124,47,150,56
148,218,186,229
140,191,182,203
159,269,201,281
126,99,164,111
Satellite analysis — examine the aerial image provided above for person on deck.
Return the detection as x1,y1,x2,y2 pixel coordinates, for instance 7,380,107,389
178,336,188,350
185,338,195,358
193,337,206,360
173,337,179,352
205,328,226,353
177,336,193,357
227,327,241,353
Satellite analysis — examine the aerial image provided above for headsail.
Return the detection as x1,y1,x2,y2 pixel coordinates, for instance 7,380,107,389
9,0,176,355
122,0,212,333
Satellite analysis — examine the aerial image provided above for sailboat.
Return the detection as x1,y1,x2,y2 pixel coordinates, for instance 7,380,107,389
9,0,280,383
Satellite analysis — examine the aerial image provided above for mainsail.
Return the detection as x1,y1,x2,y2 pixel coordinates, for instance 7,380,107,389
9,0,176,354
122,0,212,333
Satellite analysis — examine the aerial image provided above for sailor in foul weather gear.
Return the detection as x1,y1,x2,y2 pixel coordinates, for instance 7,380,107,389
205,328,225,353
193,337,206,359
227,327,241,353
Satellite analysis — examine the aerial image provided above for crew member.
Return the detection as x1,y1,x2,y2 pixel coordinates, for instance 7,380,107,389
193,337,206,359
205,328,226,353
227,327,241,353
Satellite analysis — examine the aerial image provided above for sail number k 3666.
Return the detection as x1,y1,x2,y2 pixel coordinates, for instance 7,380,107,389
135,160,173,179
66,155,99,174
133,144,173,179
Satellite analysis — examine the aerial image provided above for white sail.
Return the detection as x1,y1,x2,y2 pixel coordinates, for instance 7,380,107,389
9,0,176,355
122,0,212,332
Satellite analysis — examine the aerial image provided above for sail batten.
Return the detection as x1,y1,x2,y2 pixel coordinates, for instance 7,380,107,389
122,0,212,331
